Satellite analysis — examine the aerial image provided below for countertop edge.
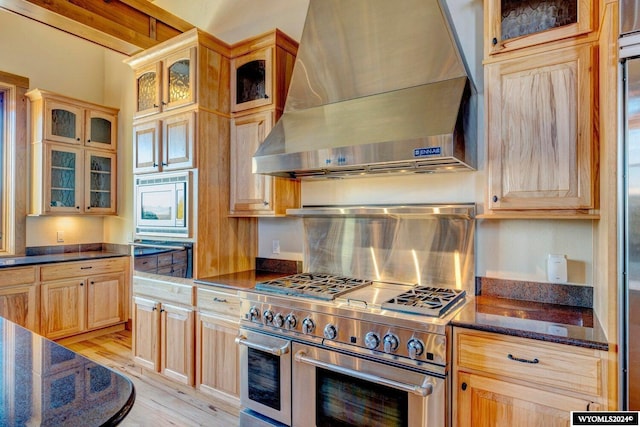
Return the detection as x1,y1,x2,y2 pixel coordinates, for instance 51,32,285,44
0,251,129,268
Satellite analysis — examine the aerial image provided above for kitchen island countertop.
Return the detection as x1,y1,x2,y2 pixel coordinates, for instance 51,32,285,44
0,316,135,426
0,251,128,268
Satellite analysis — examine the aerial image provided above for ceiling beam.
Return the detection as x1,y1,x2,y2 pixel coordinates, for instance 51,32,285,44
0,0,194,56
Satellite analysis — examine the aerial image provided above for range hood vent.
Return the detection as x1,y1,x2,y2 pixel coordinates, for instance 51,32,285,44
253,0,477,179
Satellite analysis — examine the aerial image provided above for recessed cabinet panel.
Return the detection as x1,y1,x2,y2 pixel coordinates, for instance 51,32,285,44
486,0,594,56
133,121,161,173
163,111,196,171
41,279,86,339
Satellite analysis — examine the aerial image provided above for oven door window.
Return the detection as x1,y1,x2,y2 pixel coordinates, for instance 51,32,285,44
247,348,281,411
316,368,408,427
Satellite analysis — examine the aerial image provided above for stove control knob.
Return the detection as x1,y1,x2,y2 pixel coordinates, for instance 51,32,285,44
285,314,297,330
273,313,284,328
407,338,425,359
323,324,337,340
249,306,260,322
364,332,380,350
302,317,315,334
262,309,274,325
383,333,399,353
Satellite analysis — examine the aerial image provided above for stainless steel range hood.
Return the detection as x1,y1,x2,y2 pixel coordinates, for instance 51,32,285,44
253,0,477,179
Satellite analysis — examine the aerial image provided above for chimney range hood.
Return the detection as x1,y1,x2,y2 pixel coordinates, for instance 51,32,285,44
253,0,477,179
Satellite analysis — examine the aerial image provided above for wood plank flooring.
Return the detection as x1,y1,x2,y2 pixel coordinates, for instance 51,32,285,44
65,330,240,427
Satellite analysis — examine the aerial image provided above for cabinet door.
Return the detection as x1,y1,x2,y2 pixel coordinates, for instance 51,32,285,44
196,312,240,400
45,144,83,213
486,44,594,210
85,150,116,214
41,279,86,339
231,47,273,112
85,109,117,151
134,62,162,118
455,372,593,427
230,111,274,214
160,303,194,385
132,296,160,372
133,120,161,173
163,47,197,111
162,111,196,171
44,100,84,145
485,0,594,56
87,273,124,330
0,285,37,332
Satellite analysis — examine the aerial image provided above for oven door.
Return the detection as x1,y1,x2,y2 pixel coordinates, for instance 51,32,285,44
292,342,445,427
236,329,292,426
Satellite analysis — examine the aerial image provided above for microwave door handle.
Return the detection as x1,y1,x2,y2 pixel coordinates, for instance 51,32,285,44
235,336,290,356
294,350,433,397
131,242,187,250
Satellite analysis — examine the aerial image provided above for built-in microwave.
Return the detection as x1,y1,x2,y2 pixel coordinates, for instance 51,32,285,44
135,171,193,238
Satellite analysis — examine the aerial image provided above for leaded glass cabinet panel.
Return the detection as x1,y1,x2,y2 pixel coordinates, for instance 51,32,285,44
134,63,161,118
44,101,83,145
46,144,82,213
163,48,196,111
85,110,117,151
485,0,594,56
231,47,273,112
85,151,116,214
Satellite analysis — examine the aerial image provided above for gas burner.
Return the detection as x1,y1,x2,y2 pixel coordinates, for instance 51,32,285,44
255,273,373,301
381,286,466,317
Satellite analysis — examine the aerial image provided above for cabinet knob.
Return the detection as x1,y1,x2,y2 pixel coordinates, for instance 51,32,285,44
263,201,269,206
153,104,159,108
87,206,91,210
162,162,168,166
76,206,80,210
153,163,158,167
264,94,269,99
461,382,468,391
492,195,498,203
492,37,498,46
76,137,81,141
87,139,91,143
80,282,84,286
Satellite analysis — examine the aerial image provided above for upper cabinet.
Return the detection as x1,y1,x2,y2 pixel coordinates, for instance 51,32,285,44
482,1,599,218
485,0,594,57
229,30,301,217
26,89,119,216
134,47,197,118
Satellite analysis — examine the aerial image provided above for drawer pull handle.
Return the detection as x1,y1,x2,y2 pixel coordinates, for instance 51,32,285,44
80,266,93,270
507,353,539,364
213,297,228,303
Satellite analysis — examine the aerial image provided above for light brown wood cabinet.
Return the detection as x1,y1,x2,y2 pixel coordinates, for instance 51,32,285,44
484,0,594,57
0,266,38,331
40,258,127,340
229,30,301,217
196,286,241,405
132,278,195,386
26,89,118,215
453,328,607,426
486,43,595,211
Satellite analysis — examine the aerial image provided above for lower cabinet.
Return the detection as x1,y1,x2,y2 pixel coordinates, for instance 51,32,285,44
40,258,127,340
132,278,195,386
453,328,607,427
0,266,38,331
196,286,241,404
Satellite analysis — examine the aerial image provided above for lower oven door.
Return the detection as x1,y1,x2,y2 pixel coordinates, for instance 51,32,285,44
292,342,445,427
236,329,292,426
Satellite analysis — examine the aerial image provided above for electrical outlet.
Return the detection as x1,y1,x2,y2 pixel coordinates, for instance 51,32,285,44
272,239,280,254
56,231,64,243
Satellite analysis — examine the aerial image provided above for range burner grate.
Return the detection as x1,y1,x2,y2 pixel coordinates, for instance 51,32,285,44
256,273,373,301
381,285,466,317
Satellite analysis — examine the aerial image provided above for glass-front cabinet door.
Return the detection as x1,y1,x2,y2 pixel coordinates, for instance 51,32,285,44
231,47,273,112
85,110,117,151
162,111,196,171
133,120,161,173
485,0,594,56
45,144,82,214
85,151,116,214
163,48,196,112
134,63,161,118
44,100,84,145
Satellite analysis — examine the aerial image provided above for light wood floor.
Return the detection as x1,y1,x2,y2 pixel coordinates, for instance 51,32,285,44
66,330,240,427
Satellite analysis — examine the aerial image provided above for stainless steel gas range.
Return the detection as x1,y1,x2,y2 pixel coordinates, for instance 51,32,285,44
236,205,475,427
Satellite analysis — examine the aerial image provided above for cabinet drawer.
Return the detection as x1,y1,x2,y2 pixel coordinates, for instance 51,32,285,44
456,331,602,396
0,266,36,287
133,276,194,306
41,257,128,281
197,287,241,318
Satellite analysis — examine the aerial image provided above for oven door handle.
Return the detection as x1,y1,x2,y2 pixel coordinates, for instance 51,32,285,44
235,336,290,356
294,350,433,397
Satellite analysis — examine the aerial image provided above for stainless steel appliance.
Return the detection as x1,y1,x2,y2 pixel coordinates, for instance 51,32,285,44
621,2,640,410
131,240,193,279
134,171,192,238
236,205,475,426
253,0,477,178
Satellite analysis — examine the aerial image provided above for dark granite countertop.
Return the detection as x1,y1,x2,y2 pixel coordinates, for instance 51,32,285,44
0,251,128,269
451,295,609,351
195,270,292,291
0,316,135,426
